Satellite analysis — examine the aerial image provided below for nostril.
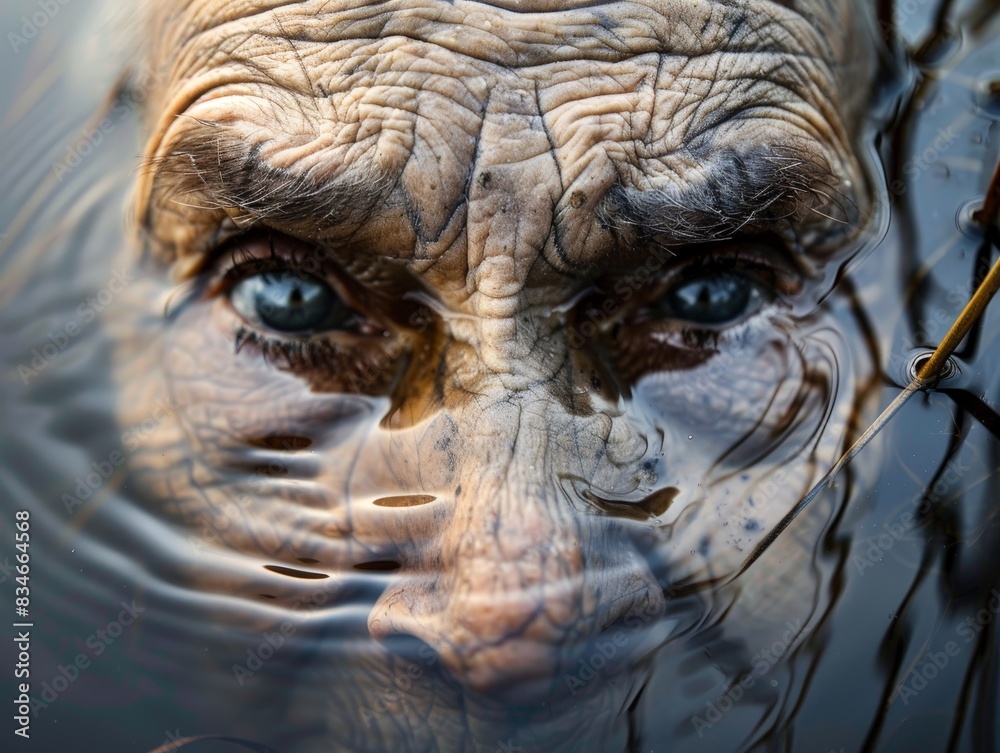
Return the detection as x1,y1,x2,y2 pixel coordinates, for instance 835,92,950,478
353,560,402,572
372,494,437,507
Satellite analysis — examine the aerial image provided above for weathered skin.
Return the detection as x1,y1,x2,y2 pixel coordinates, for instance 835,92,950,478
115,0,881,749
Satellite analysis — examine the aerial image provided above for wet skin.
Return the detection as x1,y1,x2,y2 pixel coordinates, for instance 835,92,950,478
116,0,882,749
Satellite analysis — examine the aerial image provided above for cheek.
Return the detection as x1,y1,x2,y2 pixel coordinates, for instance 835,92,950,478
628,314,845,485
127,299,406,570
624,313,856,579
164,300,382,446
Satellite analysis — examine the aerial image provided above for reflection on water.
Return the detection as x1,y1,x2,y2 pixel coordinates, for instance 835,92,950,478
0,1,998,752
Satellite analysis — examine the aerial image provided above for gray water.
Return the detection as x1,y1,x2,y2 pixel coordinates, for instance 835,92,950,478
0,2,998,752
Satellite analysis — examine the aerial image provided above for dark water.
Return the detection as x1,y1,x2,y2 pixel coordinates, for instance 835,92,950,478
0,2,998,752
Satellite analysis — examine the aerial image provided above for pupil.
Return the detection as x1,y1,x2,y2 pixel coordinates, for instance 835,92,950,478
231,270,342,333
667,273,751,325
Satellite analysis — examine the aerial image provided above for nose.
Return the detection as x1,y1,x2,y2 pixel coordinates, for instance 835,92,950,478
369,561,664,700
365,450,666,699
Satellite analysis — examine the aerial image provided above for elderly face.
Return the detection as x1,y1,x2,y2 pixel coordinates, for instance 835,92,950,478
119,0,880,733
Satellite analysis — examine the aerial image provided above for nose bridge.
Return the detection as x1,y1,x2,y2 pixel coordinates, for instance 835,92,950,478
446,396,586,593
367,389,666,696
416,392,597,589
445,410,589,648
436,385,629,568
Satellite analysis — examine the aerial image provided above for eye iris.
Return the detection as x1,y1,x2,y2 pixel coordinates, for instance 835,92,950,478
231,270,342,332
667,273,752,325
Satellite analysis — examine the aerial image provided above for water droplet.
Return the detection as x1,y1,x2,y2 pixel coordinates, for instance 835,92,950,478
974,71,1000,117
957,197,986,236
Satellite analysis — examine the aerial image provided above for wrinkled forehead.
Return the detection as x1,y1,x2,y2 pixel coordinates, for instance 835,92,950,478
145,0,856,62
141,0,866,118
136,0,876,277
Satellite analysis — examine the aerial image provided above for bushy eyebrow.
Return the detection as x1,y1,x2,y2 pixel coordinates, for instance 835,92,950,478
599,145,857,246
140,123,395,237
142,124,856,259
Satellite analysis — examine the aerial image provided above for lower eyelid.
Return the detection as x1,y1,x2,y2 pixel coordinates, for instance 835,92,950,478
666,298,781,346
229,326,406,394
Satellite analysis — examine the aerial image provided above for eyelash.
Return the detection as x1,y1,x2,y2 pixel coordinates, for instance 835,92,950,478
218,248,330,288
232,326,347,370
606,249,792,314
669,250,793,291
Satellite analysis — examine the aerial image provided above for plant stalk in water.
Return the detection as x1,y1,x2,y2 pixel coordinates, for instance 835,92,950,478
736,163,1000,578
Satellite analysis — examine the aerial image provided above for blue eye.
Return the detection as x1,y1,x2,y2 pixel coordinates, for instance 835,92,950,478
230,270,351,333
661,273,761,326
